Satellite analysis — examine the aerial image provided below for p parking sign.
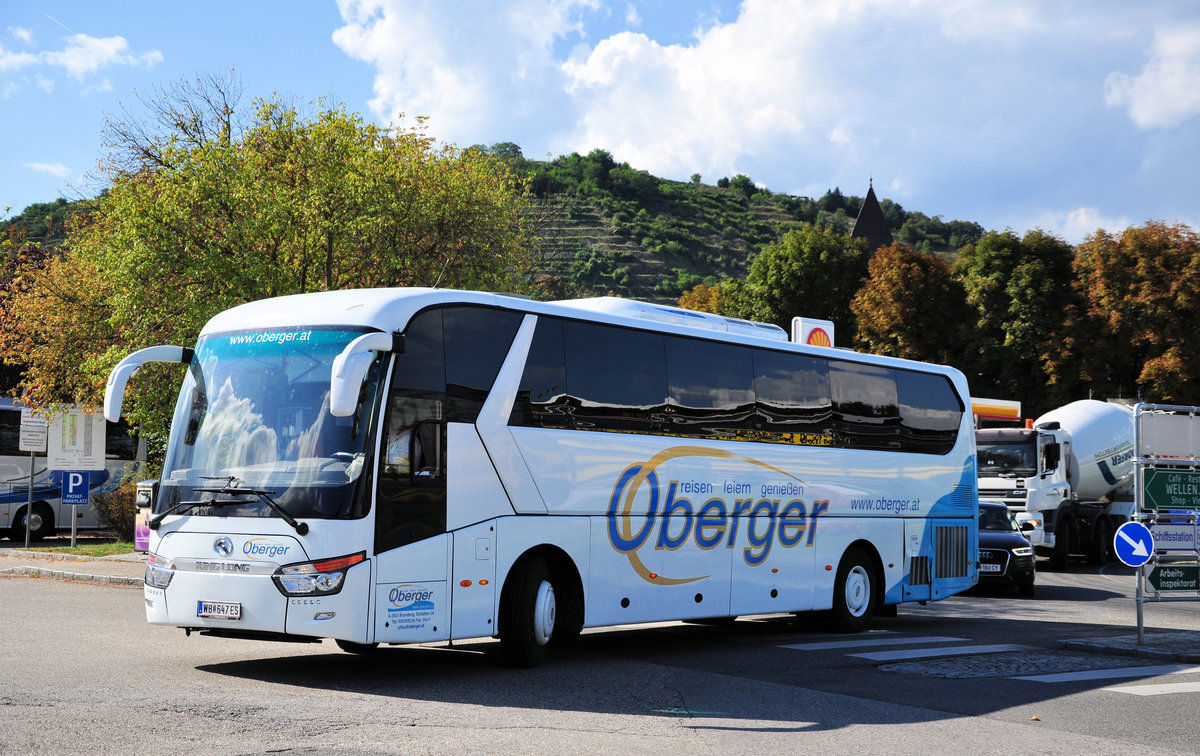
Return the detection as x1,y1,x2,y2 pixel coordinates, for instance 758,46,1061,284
61,472,90,508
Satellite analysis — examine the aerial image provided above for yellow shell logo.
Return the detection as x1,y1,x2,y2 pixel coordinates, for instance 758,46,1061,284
806,328,831,347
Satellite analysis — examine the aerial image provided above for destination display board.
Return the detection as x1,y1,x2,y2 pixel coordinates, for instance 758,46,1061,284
1142,468,1200,511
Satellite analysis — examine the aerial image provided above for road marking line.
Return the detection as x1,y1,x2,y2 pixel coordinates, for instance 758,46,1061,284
1012,664,1200,683
781,635,967,651
1103,681,1200,696
730,629,899,644
850,643,1034,661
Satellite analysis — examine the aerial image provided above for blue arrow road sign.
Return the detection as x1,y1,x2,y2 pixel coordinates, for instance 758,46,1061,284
1114,520,1154,567
61,471,90,508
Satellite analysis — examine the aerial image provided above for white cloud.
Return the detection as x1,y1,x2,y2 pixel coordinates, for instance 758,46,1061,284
8,26,33,43
46,34,162,79
23,161,71,178
328,0,1200,239
1105,26,1200,129
333,0,597,142
1032,207,1131,245
625,3,641,27
0,45,38,72
0,33,161,80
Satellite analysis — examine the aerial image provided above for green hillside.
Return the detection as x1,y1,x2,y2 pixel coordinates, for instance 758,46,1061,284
2,148,985,306
506,146,982,303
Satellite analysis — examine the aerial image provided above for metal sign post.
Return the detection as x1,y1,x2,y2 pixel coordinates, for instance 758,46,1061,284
17,408,48,548
1133,404,1200,646
61,472,90,548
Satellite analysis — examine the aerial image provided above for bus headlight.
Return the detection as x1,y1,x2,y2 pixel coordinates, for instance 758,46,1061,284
272,552,365,596
145,553,176,588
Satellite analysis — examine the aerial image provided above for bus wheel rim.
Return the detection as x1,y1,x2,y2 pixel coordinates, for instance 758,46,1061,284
846,566,870,617
533,580,556,646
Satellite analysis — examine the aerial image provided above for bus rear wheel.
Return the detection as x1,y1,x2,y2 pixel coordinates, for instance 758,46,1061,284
500,555,556,668
827,548,876,633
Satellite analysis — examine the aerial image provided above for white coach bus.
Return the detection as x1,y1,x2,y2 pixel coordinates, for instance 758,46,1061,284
104,289,977,666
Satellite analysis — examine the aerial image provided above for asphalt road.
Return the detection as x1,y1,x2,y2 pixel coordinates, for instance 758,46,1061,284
3,562,1200,755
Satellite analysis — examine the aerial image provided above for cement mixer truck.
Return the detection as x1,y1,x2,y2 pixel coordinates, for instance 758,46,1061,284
976,400,1136,568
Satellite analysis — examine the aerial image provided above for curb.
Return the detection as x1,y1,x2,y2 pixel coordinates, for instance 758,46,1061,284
0,564,143,587
0,549,146,563
1058,635,1200,664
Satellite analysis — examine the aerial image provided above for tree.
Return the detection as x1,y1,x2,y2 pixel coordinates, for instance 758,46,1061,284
851,243,971,365
0,76,538,438
1067,222,1200,403
729,174,757,199
952,229,1075,412
740,226,871,331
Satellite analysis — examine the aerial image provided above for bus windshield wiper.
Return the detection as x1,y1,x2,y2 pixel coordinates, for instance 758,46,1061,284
191,484,310,535
148,497,243,530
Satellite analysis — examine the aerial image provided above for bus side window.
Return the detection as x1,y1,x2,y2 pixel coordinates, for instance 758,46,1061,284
510,317,568,429
444,306,523,422
830,361,900,451
896,370,963,455
665,336,755,438
0,408,21,456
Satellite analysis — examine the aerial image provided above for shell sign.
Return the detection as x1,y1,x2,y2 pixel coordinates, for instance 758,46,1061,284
790,317,835,348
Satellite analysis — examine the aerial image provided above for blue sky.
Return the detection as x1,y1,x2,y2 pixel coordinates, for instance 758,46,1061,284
3,1,1198,243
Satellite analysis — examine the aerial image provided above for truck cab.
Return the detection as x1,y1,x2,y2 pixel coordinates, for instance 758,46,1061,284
976,427,1071,550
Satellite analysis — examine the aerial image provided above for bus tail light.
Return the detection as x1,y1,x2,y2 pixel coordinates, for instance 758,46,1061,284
145,553,176,588
273,552,366,596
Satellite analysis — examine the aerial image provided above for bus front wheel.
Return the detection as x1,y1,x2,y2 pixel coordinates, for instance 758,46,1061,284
827,548,876,633
500,555,556,668
10,503,53,542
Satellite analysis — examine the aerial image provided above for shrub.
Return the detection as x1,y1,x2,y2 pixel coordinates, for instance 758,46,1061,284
92,476,139,542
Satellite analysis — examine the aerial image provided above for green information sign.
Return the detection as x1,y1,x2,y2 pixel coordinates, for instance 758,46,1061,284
1148,564,1200,591
1142,468,1200,511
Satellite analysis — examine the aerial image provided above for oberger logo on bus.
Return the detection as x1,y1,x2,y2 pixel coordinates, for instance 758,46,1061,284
242,539,290,560
606,446,829,585
389,585,435,611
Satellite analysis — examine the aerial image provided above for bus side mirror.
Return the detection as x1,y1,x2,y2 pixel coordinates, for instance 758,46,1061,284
330,332,404,417
104,346,193,422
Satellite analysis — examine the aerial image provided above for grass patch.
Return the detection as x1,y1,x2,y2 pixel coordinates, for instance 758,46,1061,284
21,541,136,558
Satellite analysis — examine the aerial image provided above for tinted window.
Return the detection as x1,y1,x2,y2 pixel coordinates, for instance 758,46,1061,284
506,316,958,455
753,350,833,444
510,318,568,428
398,309,446,393
105,420,140,461
0,409,20,456
830,361,900,450
444,307,523,422
564,321,667,433
665,336,755,437
896,370,963,454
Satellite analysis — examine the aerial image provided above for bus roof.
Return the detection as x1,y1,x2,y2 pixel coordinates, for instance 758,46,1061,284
199,287,966,381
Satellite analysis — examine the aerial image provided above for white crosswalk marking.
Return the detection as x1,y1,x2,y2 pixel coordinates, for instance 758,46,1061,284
1013,664,1200,684
1104,681,1200,696
849,643,1034,661
781,635,967,652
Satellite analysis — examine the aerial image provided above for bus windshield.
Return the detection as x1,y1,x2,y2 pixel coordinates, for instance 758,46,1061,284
158,328,383,520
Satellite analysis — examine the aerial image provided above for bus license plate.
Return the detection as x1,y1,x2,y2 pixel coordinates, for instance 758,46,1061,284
978,564,1002,573
197,600,242,620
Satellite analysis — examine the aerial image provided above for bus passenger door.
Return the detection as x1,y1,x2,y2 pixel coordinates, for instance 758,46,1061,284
373,310,452,643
